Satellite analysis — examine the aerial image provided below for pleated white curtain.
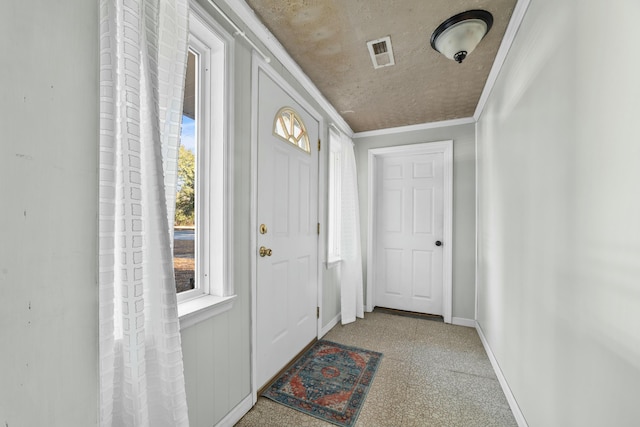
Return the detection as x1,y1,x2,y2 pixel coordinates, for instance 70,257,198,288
340,133,365,325
98,0,190,425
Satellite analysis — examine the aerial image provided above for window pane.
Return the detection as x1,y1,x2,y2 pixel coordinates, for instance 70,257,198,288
273,107,311,153
282,112,292,135
293,118,302,138
275,118,286,139
175,50,197,293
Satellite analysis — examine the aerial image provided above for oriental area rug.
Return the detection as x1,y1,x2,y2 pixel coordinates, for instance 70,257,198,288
262,340,383,427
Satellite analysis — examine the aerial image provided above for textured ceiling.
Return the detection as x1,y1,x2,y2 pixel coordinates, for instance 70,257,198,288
244,0,516,133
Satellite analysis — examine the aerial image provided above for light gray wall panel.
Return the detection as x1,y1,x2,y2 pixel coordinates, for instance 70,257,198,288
318,138,341,328
322,267,341,326
0,0,98,425
354,124,477,320
180,7,253,423
476,0,640,425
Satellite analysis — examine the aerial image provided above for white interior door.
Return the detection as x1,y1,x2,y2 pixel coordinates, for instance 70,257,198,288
256,70,318,389
374,151,444,315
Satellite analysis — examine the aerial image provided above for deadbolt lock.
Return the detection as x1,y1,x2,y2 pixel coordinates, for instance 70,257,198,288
259,224,268,234
259,246,272,257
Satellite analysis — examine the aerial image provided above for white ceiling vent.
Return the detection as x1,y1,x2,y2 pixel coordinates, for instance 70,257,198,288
367,36,395,69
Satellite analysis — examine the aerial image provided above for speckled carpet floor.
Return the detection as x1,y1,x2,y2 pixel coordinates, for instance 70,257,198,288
236,311,517,427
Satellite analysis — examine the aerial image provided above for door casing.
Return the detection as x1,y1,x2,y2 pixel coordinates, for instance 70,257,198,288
367,141,453,323
250,53,325,402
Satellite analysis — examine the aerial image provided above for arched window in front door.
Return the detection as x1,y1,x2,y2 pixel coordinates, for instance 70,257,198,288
273,107,311,153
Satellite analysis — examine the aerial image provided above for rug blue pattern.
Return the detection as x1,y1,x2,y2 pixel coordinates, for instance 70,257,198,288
262,340,383,426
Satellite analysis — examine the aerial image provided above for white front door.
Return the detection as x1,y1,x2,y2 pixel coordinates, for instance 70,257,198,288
374,151,445,315
256,69,319,389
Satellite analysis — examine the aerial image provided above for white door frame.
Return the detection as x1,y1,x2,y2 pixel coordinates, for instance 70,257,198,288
366,141,453,323
250,52,325,403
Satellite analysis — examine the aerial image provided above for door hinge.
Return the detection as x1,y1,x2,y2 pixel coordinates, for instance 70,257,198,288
318,139,321,151
317,223,320,235
317,307,320,319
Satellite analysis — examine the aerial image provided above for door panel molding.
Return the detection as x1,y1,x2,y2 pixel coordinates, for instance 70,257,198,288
367,141,453,323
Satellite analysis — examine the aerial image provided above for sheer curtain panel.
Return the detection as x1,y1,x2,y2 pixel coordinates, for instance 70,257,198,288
340,134,365,325
98,0,190,425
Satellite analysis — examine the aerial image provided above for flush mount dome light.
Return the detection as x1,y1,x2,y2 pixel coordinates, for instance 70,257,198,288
430,10,493,63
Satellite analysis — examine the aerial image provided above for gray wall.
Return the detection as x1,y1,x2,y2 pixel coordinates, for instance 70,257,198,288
180,22,253,424
354,123,477,320
0,0,99,425
321,265,341,327
476,0,640,425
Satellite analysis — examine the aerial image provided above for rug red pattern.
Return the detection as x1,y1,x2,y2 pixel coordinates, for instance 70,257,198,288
262,340,383,426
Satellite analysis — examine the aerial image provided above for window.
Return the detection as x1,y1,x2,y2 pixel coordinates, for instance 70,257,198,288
273,107,311,153
327,128,342,264
175,9,235,327
174,51,198,296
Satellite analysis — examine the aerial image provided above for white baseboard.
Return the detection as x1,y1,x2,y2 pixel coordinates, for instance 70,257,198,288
451,317,476,328
476,322,529,427
215,394,253,427
320,313,341,337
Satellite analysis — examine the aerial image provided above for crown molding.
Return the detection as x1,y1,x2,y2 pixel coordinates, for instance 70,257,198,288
474,0,532,121
220,0,354,137
353,117,475,139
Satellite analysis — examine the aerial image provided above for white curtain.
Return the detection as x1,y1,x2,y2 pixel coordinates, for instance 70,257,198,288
98,0,190,425
340,134,365,325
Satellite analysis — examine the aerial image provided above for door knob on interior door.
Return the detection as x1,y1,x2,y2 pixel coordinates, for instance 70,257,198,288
259,246,273,257
435,240,442,246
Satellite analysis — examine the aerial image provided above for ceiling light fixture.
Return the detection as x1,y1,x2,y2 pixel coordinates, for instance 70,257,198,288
430,10,493,64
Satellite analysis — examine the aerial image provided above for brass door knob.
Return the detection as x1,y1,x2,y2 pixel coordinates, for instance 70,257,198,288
259,246,272,257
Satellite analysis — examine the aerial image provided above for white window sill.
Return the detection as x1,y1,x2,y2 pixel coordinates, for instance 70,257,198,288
325,259,343,269
178,294,237,330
